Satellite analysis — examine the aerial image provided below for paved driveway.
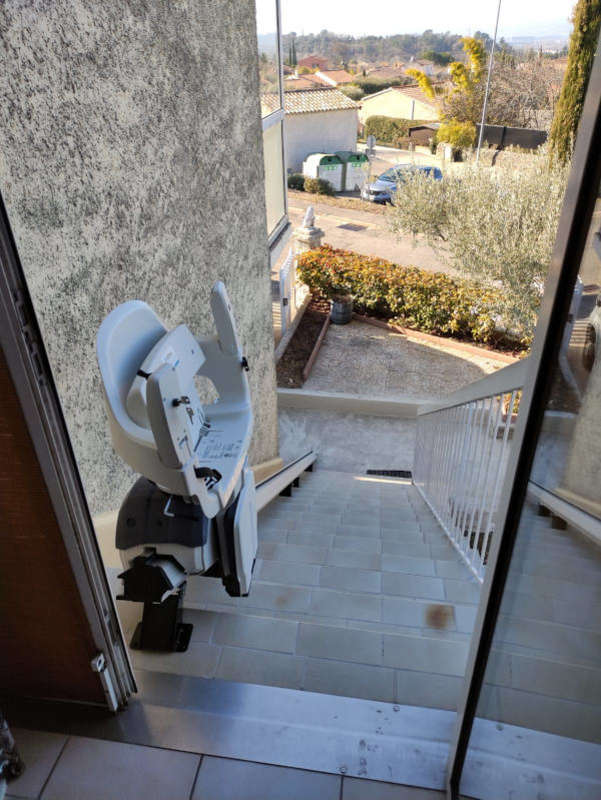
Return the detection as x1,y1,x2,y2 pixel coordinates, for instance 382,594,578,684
287,192,453,276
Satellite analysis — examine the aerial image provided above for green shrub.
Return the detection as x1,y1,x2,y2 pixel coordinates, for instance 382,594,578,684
340,85,364,101
303,176,335,195
364,116,433,148
297,245,520,348
287,173,305,191
353,76,411,96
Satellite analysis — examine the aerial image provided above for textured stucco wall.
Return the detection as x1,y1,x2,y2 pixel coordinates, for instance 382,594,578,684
286,110,358,172
0,0,279,514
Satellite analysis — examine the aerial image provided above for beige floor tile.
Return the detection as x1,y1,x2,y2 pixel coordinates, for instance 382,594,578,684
5,729,67,800
192,756,340,800
41,736,199,800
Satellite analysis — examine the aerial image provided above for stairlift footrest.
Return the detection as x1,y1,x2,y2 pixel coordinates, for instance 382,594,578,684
118,552,192,652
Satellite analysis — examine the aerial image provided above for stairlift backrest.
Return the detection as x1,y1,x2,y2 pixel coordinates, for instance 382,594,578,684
97,283,253,516
97,301,166,449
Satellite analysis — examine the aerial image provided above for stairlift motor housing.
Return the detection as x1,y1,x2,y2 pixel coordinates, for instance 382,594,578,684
97,282,258,604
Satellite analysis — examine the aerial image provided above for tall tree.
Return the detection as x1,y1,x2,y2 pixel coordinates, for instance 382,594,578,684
406,36,486,112
549,0,601,163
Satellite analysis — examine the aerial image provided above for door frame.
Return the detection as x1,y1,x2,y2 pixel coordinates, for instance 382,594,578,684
0,192,135,710
446,41,601,798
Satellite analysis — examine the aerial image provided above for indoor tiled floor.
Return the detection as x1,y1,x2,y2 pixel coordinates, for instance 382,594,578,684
6,727,447,800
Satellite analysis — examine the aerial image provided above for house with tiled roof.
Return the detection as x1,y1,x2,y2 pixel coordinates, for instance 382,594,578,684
296,54,329,70
405,57,436,75
358,85,441,126
366,64,407,81
284,73,324,90
314,69,355,87
264,88,359,172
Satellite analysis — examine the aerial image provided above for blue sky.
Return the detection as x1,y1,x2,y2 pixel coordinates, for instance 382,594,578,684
270,0,574,39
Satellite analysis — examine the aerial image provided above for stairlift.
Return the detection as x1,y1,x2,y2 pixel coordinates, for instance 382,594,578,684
97,282,258,651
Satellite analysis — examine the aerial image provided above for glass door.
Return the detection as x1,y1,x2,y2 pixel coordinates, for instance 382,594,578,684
0,193,135,710
447,42,601,800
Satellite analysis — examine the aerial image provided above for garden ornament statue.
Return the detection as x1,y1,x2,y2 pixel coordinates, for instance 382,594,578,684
97,282,257,652
303,205,315,229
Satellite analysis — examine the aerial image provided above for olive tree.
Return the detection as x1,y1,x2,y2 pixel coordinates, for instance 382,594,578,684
387,154,570,341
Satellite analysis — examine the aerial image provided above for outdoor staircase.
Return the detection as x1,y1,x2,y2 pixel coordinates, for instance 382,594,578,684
124,466,480,709
113,467,601,742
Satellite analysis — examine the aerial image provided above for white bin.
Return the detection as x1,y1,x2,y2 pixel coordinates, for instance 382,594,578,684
336,151,370,191
302,153,344,193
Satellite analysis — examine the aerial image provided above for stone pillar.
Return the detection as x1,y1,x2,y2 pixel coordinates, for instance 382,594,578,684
293,206,324,255
288,206,324,316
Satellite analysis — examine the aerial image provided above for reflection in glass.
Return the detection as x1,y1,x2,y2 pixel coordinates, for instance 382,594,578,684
460,185,601,798
263,121,286,236
255,0,281,118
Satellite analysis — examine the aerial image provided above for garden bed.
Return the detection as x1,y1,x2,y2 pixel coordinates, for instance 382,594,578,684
297,245,529,355
276,298,330,388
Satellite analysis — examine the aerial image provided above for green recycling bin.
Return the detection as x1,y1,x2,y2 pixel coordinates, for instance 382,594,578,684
336,151,369,191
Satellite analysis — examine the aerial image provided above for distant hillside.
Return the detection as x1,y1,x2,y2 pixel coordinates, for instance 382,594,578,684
506,34,569,52
258,32,278,57
281,29,493,65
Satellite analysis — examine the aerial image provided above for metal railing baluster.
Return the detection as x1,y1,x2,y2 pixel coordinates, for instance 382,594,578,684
413,364,525,583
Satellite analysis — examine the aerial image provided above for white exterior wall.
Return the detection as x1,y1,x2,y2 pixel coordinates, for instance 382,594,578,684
285,109,358,172
358,91,438,124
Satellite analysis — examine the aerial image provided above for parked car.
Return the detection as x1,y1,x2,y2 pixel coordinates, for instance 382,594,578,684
361,164,442,204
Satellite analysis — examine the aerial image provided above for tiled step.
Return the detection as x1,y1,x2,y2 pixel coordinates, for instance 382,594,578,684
125,604,471,703
185,572,477,636
115,469,477,711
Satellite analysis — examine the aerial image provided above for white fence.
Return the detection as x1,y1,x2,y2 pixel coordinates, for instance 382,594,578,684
278,248,296,337
414,360,529,581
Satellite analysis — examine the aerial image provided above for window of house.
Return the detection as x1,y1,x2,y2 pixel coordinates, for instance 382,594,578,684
256,0,288,251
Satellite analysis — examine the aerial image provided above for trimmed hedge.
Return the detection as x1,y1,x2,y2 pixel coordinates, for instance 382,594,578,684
297,245,514,347
287,173,305,190
364,115,433,148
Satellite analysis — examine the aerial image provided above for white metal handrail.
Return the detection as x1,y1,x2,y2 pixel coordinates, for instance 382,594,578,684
414,359,529,581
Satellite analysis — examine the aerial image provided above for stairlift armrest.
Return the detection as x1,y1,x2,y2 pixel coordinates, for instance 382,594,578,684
146,364,189,469
211,281,241,356
195,338,251,409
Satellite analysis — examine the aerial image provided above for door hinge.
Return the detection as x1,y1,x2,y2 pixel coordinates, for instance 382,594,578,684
90,652,107,673
13,287,45,383
91,652,119,712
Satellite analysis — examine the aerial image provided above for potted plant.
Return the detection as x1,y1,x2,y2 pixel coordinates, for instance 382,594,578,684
324,267,353,325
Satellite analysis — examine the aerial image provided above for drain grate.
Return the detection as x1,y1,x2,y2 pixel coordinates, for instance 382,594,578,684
337,223,366,232
366,469,412,478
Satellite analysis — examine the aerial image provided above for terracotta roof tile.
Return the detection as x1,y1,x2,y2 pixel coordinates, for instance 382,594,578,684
260,88,358,115
284,75,324,90
359,84,444,109
317,69,355,84
392,84,439,106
